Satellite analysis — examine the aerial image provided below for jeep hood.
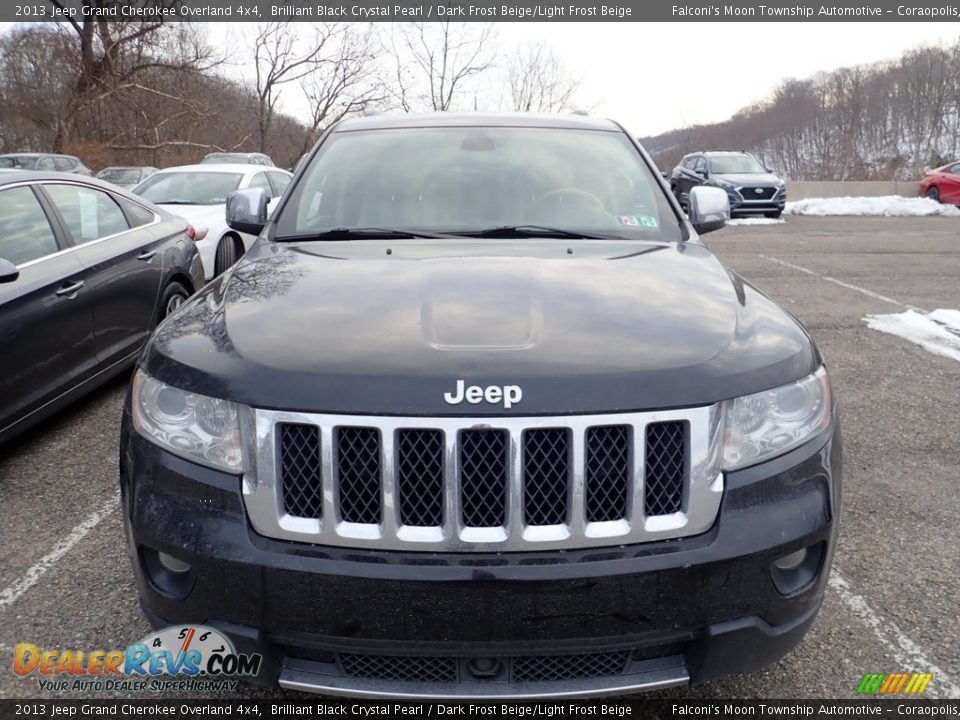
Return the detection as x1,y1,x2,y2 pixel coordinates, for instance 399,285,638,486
144,239,818,415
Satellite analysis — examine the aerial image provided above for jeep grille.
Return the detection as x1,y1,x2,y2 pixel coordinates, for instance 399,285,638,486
246,407,723,552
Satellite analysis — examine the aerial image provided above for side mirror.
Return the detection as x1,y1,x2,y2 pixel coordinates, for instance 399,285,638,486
226,188,268,235
0,258,19,283
688,186,729,235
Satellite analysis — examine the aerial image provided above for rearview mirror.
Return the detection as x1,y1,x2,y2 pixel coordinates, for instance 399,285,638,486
226,188,268,236
0,258,19,283
688,186,729,235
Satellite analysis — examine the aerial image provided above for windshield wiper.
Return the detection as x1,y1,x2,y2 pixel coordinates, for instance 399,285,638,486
157,200,199,205
279,227,459,241
449,225,628,240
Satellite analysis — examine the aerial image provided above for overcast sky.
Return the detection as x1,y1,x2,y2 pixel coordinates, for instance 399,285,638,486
497,23,959,136
4,20,956,137
211,22,958,137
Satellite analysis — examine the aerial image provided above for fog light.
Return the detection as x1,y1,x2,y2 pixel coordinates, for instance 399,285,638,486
770,542,825,596
158,552,191,574
774,548,807,571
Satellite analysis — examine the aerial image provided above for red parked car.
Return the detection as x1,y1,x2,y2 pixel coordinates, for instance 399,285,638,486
920,161,960,205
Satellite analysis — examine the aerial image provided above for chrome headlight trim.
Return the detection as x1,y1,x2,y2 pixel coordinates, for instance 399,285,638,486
721,366,831,471
131,369,244,474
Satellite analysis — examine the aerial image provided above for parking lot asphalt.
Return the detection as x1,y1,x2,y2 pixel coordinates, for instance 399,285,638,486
1,215,958,700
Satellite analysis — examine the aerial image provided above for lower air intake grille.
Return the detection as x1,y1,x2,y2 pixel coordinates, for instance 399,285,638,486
340,654,457,683
644,421,686,516
512,651,632,682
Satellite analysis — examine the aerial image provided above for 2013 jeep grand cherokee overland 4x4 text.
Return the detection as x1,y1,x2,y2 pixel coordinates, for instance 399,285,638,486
119,113,841,699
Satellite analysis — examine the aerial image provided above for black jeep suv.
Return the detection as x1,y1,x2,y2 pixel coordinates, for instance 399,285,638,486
120,113,840,698
671,151,787,218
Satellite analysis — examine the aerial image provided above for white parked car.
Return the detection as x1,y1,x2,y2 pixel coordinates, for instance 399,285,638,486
132,164,292,280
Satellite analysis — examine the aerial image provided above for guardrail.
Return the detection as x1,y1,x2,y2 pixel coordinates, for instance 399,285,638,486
788,181,921,200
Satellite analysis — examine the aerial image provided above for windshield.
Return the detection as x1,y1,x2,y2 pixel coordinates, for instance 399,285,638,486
275,127,681,242
133,171,242,205
0,155,39,169
96,168,142,184
708,155,767,174
201,153,252,164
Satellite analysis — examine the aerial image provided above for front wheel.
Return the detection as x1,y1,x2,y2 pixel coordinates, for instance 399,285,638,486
926,186,940,203
214,234,242,276
158,281,190,322
764,210,783,219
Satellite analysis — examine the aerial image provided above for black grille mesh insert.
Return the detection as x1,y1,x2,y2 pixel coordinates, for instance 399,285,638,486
337,427,382,524
741,186,777,200
278,423,322,518
340,654,457,683
512,651,631,682
523,428,570,526
645,421,686,516
460,429,508,527
585,425,630,522
276,420,689,533
397,429,445,527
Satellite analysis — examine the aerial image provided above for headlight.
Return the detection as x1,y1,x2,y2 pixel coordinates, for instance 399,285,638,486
131,370,243,473
721,367,831,471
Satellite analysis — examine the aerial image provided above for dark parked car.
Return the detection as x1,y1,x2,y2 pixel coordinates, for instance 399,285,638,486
95,166,159,190
0,172,204,445
671,151,786,218
0,153,93,176
200,152,274,167
919,161,960,205
121,113,839,698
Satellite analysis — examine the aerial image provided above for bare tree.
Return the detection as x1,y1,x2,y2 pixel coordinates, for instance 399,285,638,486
506,42,580,113
299,25,386,155
386,22,495,112
44,1,220,151
252,21,333,153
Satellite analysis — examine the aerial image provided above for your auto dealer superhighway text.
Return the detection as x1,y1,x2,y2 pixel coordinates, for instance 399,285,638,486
273,4,632,17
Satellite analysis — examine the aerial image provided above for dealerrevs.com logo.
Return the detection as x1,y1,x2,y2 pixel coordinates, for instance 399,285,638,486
13,625,262,693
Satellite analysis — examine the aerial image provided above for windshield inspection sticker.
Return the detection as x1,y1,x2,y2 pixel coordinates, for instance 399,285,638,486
618,215,658,228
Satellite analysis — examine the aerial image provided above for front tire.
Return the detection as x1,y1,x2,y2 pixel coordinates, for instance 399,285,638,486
764,210,783,219
214,234,242,276
926,186,940,203
158,281,190,322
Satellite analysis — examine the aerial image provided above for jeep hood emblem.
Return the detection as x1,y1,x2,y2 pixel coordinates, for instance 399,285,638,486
444,379,522,409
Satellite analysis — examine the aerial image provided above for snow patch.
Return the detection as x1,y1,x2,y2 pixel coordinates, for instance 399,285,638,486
727,218,786,226
864,309,960,362
786,196,960,217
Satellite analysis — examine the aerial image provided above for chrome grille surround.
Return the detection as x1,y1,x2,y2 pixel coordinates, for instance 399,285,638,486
242,406,724,552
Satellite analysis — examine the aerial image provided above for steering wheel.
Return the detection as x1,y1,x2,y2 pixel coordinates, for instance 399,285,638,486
533,187,607,212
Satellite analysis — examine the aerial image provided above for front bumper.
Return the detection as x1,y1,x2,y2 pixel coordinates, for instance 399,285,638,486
725,187,787,215
119,411,841,698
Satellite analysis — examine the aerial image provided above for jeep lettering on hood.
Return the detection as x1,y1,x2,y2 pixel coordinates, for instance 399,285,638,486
444,380,523,409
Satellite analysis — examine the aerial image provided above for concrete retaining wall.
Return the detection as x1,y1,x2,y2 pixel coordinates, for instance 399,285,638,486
788,181,921,200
